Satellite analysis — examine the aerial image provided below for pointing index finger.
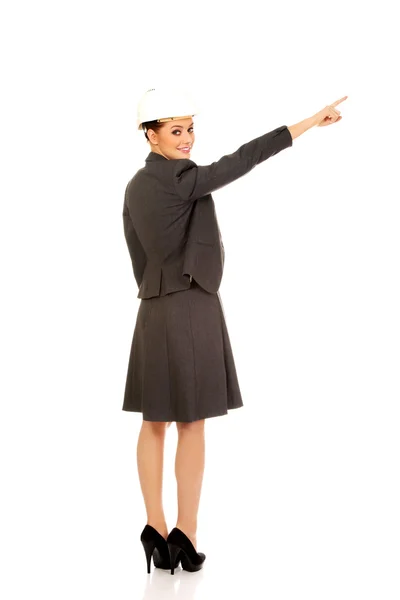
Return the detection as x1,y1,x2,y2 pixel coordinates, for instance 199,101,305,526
331,95,348,107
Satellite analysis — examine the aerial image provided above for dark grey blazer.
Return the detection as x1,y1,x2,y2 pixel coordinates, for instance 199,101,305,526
123,125,293,299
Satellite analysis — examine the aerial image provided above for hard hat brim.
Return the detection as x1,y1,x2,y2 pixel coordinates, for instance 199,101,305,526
138,114,196,131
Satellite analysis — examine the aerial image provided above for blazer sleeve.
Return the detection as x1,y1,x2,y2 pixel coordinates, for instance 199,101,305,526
172,125,293,202
123,186,147,287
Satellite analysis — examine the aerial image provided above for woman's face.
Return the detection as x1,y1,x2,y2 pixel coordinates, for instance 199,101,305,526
147,117,195,160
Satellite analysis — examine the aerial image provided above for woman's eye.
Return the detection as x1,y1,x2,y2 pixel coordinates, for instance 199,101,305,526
172,128,194,135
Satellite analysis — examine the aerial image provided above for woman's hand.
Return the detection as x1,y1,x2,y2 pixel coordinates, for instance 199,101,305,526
287,96,348,140
314,96,348,127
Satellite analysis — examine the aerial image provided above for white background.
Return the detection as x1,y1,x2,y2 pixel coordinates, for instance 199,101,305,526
1,0,399,598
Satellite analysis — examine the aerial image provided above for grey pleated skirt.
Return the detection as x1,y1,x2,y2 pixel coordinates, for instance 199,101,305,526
122,279,243,422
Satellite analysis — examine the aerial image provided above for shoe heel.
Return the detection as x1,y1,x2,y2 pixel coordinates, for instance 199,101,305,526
141,539,156,574
168,543,181,575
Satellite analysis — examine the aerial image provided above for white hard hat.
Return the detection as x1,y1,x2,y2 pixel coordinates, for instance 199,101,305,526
137,87,200,131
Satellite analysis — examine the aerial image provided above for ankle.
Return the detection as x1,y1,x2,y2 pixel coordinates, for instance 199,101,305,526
147,520,168,539
175,522,197,549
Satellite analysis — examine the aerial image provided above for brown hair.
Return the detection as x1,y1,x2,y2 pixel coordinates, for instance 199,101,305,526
142,120,164,142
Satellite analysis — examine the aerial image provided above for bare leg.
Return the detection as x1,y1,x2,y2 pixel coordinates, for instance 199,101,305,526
137,420,170,539
175,419,205,550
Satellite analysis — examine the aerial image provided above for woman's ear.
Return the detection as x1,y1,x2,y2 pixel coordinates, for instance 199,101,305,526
146,128,157,145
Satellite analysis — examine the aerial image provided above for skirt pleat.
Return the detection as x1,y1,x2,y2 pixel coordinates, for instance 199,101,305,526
122,280,243,422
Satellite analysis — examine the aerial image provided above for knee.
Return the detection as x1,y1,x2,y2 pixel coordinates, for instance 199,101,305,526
141,420,169,437
176,419,205,435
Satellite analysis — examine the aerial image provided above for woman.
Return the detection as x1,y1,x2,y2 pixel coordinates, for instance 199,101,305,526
122,87,347,575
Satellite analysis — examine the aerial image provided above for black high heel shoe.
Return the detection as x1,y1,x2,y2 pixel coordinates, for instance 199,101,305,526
167,527,206,575
140,524,180,574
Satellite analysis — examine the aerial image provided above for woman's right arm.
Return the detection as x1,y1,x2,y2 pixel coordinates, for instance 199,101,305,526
173,96,347,203
173,125,293,202
287,115,318,140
